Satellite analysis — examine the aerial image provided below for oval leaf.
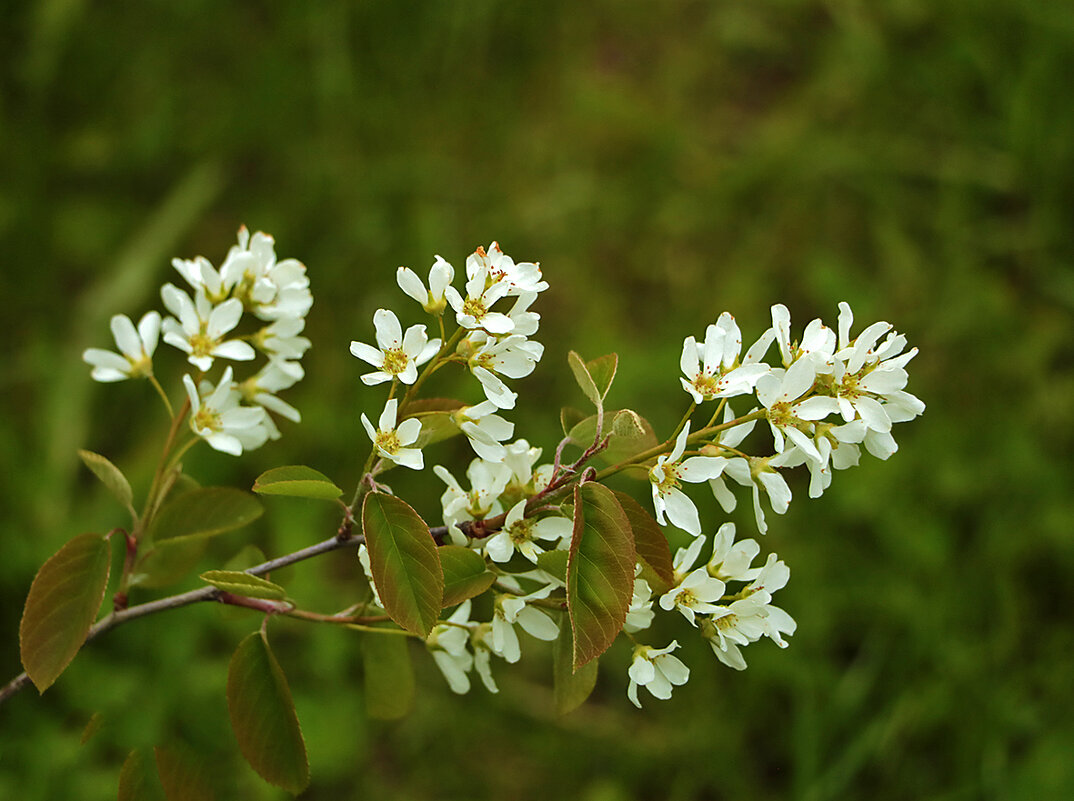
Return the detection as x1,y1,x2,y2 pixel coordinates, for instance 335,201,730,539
567,350,601,408
20,532,112,692
227,631,309,793
155,745,216,801
361,632,415,720
613,491,675,593
118,748,165,801
362,493,444,637
567,484,635,670
201,571,287,600
150,488,262,544
586,353,618,401
78,449,134,511
131,538,209,589
252,466,342,500
439,545,496,607
553,613,598,715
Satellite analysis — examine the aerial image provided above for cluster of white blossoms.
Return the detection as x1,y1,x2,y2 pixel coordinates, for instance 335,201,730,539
83,227,312,454
346,243,924,708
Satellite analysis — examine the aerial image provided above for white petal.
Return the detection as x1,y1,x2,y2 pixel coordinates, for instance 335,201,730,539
349,341,384,367
396,267,427,304
373,309,402,350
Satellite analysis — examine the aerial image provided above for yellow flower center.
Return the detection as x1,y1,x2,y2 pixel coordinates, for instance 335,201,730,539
462,297,488,320
382,347,410,375
375,430,401,454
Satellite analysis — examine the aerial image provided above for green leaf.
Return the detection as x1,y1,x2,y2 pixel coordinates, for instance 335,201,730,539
155,745,216,801
361,632,415,720
252,466,342,500
200,571,287,600
149,487,262,544
553,614,598,715
601,408,657,465
567,414,600,447
227,631,309,794
567,484,636,670
362,493,444,637
560,406,586,437
585,353,618,401
409,411,462,448
439,545,495,607
78,449,134,512
118,748,165,801
19,532,112,692
567,350,601,408
611,408,644,438
536,549,569,583
130,538,209,589
613,491,675,594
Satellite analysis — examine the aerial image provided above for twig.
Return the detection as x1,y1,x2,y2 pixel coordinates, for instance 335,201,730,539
0,531,364,707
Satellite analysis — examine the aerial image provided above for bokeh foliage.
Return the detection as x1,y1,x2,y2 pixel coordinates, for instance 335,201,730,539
2,1,1073,798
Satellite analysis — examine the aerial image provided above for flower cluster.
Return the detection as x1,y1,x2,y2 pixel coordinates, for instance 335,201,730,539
86,231,923,713
83,227,312,454
344,243,923,710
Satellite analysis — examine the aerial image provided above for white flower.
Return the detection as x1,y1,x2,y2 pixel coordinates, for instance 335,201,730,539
464,332,544,410
220,227,312,321
465,241,547,296
706,523,759,582
756,359,840,462
253,316,311,362
623,577,656,634
502,439,544,487
444,258,514,334
426,601,474,694
349,309,441,386
485,500,572,563
434,459,513,541
770,304,837,368
659,567,726,626
627,641,690,708
649,424,732,535
679,313,770,403
505,292,540,337
161,283,255,371
397,256,455,314
183,367,268,455
455,401,514,462
237,361,302,426
361,398,424,470
710,455,794,535
83,312,161,382
490,586,559,663
705,591,797,671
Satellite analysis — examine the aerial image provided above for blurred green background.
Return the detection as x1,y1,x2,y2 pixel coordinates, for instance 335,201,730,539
3,1,1073,798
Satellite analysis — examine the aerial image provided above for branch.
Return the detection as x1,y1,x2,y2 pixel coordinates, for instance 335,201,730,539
0,531,364,707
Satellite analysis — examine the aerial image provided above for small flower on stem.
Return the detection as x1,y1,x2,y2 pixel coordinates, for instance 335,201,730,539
361,398,424,470
349,309,440,386
83,312,162,382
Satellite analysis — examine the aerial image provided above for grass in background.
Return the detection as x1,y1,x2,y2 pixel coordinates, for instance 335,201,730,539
1,1,1073,798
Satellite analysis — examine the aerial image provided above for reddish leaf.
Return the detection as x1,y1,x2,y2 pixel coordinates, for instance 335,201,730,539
227,631,309,793
362,493,444,637
613,490,675,593
19,532,111,692
567,484,635,669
